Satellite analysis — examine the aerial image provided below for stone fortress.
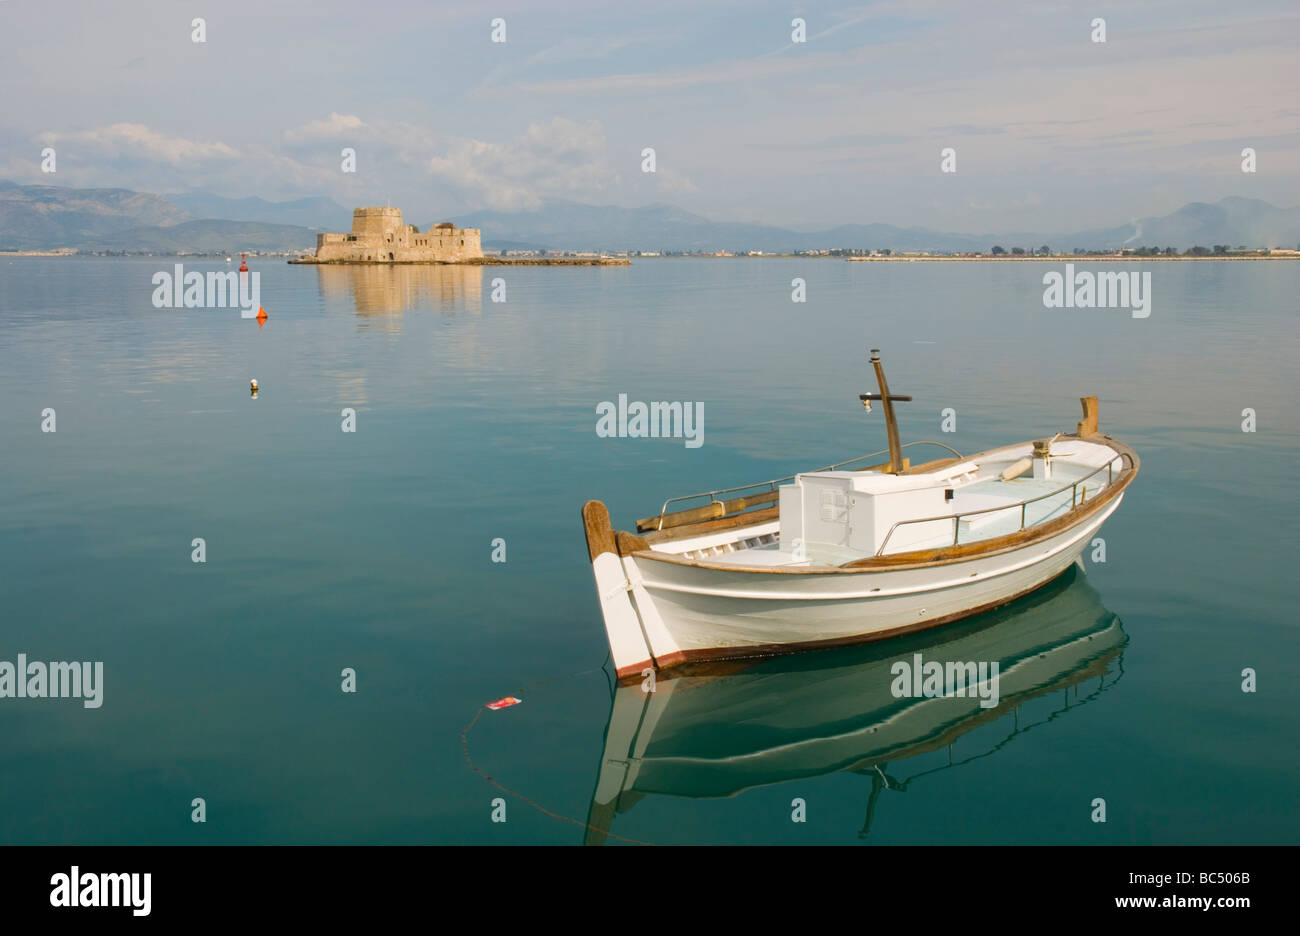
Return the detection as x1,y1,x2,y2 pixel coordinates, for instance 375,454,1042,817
314,206,483,263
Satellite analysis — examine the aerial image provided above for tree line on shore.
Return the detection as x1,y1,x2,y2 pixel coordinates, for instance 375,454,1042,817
819,244,1293,257
987,245,1280,257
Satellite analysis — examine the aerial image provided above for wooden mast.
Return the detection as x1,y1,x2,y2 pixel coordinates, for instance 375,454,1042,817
860,349,912,474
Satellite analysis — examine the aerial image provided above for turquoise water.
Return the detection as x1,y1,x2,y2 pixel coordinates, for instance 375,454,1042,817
0,256,1296,844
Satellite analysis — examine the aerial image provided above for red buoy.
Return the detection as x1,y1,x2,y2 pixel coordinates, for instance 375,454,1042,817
239,253,248,273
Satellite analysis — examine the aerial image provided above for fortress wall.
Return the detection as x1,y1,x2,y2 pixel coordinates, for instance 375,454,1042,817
391,229,481,262
315,233,347,259
456,229,482,259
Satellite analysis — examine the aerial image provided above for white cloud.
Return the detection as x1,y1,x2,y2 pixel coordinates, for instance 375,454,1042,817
38,123,238,166
281,113,441,173
26,121,345,200
282,112,365,144
426,118,617,211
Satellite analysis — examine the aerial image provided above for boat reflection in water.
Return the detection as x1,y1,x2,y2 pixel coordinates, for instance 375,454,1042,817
585,564,1126,844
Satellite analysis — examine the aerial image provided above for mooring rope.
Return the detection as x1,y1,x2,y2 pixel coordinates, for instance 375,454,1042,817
459,659,655,847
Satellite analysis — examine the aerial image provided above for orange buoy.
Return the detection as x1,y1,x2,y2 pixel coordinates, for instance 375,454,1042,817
256,306,268,328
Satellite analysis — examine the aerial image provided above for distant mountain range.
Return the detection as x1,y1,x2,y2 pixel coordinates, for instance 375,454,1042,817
76,219,319,253
459,201,994,253
461,197,1300,253
163,191,350,230
1052,198,1300,253
0,182,340,252
2,180,1296,254
0,180,188,249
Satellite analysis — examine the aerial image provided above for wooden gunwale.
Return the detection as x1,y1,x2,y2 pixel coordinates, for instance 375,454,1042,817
636,489,778,533
625,434,1138,574
642,506,778,545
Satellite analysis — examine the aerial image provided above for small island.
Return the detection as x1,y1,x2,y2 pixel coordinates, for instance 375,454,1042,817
290,206,628,266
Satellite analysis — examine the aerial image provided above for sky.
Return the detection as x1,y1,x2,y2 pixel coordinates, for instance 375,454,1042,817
0,0,1296,232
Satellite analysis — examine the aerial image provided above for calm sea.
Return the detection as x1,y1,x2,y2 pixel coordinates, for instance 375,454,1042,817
0,256,1296,844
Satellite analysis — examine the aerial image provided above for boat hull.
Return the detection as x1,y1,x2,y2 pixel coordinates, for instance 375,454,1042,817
604,494,1122,678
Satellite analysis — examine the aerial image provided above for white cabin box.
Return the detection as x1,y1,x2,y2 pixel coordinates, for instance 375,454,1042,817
780,465,979,558
779,474,854,553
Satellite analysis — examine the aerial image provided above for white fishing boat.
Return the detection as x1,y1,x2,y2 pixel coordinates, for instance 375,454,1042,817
582,350,1139,679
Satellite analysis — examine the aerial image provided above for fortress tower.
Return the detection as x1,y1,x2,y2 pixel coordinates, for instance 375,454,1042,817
350,206,404,239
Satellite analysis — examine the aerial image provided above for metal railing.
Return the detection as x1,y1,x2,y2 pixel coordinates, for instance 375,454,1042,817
874,452,1134,556
653,441,966,519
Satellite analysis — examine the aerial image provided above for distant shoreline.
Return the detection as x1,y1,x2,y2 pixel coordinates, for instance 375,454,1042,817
3,251,1296,263
846,254,1299,262
288,256,630,267
0,252,631,265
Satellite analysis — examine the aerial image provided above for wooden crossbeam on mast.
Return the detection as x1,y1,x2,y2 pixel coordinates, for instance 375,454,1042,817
859,349,913,474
